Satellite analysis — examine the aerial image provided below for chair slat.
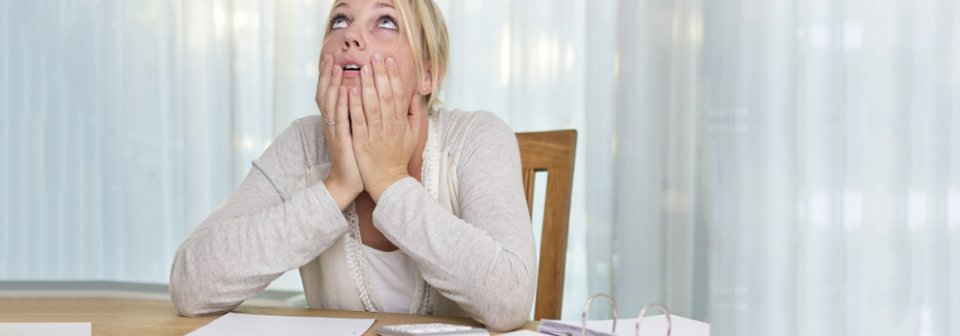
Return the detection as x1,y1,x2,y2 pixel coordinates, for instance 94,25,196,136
516,130,577,321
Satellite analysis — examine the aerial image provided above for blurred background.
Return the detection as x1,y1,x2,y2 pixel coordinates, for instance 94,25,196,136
1,0,959,335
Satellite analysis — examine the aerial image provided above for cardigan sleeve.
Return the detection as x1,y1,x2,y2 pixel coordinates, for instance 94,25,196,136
372,112,536,331
169,118,349,317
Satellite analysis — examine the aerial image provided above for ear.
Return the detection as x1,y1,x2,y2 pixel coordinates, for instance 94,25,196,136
418,68,433,96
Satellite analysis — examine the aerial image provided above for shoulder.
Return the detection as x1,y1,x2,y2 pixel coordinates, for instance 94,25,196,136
251,115,326,196
264,115,324,150
290,115,324,149
435,109,516,150
438,109,512,134
291,114,324,129
434,109,519,164
282,115,327,166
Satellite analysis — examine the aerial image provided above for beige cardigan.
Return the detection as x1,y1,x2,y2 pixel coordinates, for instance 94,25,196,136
169,109,536,331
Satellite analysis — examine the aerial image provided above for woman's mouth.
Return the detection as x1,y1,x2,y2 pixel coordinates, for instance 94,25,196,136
343,64,361,78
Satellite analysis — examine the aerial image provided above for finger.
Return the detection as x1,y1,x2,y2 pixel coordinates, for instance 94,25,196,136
385,56,408,123
324,66,343,119
349,87,368,139
372,53,397,123
360,63,381,129
336,86,350,139
316,54,334,110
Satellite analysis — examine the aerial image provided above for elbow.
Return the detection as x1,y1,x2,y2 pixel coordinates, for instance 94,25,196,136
170,246,199,316
169,272,234,317
476,249,536,331
170,285,206,317
169,247,233,317
482,314,530,332
475,281,535,332
170,264,213,317
477,293,534,332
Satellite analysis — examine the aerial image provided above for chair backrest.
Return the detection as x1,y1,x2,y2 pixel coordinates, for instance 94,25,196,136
515,129,577,321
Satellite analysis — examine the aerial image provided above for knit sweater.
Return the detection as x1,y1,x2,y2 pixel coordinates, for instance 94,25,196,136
169,109,536,331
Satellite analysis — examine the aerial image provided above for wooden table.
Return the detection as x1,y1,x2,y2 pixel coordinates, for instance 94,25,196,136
0,297,540,335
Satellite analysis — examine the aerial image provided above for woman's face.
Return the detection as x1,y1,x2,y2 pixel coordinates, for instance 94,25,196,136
321,0,425,97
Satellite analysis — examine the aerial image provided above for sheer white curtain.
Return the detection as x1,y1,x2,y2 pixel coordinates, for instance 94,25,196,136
0,0,322,285
0,0,232,282
609,0,960,334
3,0,959,335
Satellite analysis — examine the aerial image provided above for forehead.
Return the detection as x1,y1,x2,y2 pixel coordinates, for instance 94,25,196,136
333,0,396,11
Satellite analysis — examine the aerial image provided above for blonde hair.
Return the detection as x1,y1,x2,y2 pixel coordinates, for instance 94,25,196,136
323,0,449,112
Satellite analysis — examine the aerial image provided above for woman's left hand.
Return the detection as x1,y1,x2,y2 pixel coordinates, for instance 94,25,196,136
349,53,424,202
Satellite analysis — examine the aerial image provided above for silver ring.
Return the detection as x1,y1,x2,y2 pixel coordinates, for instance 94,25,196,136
322,116,336,126
581,293,618,336
636,303,672,336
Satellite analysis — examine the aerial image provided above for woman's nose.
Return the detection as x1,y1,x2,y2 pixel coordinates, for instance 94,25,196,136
341,28,365,50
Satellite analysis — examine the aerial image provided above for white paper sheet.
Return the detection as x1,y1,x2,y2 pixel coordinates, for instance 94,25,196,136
499,330,548,336
0,323,91,336
540,314,709,336
187,312,375,336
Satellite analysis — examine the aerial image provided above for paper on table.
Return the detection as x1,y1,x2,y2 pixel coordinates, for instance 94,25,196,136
499,330,547,336
539,315,709,336
0,323,91,336
187,312,375,336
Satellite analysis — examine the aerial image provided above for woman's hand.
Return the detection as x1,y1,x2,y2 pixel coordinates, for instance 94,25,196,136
316,54,363,210
349,53,424,203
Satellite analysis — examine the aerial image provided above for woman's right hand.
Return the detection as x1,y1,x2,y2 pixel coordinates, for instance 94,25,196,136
316,54,363,210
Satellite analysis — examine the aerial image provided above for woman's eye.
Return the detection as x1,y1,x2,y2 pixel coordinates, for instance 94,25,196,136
378,16,397,30
331,16,348,29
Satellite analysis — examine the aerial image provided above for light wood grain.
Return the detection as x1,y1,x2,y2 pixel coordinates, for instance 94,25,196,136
516,130,578,321
0,297,540,335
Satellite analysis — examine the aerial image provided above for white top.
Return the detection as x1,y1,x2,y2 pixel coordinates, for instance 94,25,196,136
361,245,418,313
169,109,536,331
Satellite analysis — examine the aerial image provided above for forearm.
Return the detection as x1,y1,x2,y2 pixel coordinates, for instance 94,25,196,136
170,180,349,316
372,178,536,330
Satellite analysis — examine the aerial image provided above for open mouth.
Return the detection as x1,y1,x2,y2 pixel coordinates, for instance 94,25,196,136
342,64,362,78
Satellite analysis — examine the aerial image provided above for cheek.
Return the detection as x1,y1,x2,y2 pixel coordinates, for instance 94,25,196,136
383,48,419,95
320,39,336,56
399,67,420,95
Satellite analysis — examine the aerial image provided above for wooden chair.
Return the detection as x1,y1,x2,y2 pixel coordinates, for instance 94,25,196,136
515,129,578,321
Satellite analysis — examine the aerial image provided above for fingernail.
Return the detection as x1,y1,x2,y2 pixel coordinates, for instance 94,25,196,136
373,53,383,64
386,57,396,68
351,87,359,96
362,65,371,76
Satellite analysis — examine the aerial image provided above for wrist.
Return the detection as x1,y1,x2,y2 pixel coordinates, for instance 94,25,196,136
324,178,361,210
366,173,409,203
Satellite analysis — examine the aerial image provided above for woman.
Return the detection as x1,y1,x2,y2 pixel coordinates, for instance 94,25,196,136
169,0,535,331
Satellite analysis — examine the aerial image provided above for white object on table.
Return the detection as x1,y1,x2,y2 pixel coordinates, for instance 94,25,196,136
0,323,91,336
498,330,547,336
187,312,375,336
539,315,709,336
375,322,489,335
